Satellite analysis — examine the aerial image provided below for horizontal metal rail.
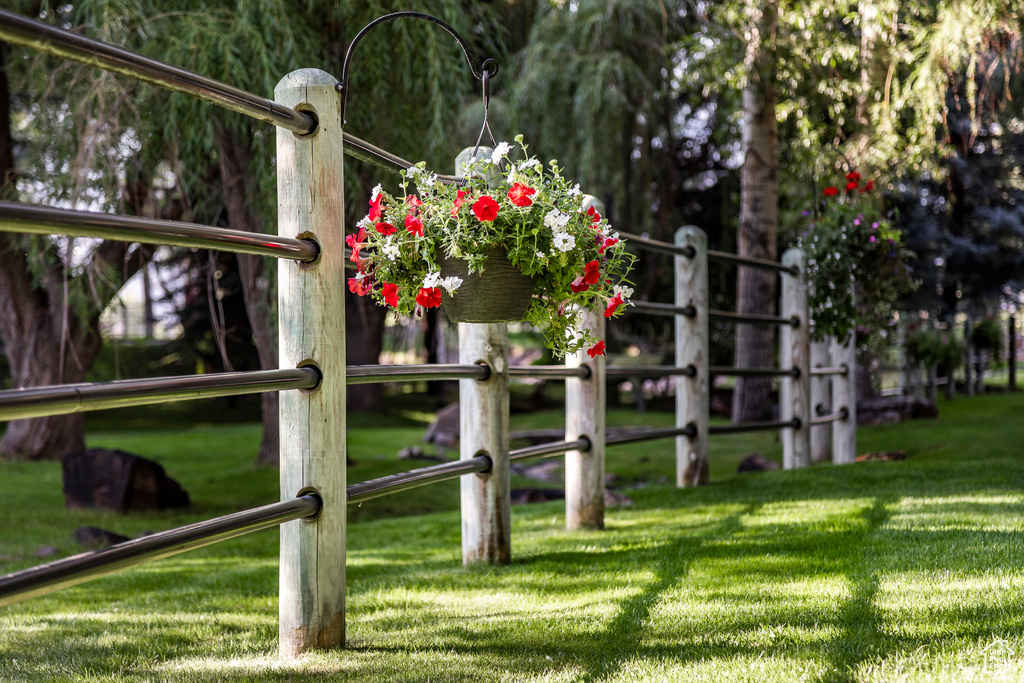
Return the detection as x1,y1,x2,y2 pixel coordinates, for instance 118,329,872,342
605,365,696,378
709,309,798,326
811,407,849,426
0,10,313,135
708,418,800,435
0,202,318,261
347,456,491,504
508,365,591,380
709,366,799,378
342,134,461,185
616,231,696,259
0,494,320,609
0,368,319,422
707,249,799,275
605,424,697,446
347,363,488,385
510,438,590,463
810,365,849,377
629,301,696,318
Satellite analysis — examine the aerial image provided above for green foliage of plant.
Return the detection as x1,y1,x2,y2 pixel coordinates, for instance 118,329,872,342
352,137,635,358
906,328,965,371
796,172,917,343
971,318,1004,355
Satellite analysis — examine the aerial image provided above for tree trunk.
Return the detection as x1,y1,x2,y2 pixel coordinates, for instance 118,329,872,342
732,0,779,423
215,126,279,467
346,296,387,412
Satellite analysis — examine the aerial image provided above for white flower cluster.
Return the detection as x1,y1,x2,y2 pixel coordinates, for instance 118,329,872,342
371,184,383,201
613,284,634,299
491,141,512,164
422,271,463,295
553,232,576,253
567,183,581,197
518,158,540,171
358,216,373,230
381,238,400,260
544,209,570,232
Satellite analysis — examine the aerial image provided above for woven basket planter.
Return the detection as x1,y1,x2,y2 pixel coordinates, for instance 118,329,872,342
439,248,536,323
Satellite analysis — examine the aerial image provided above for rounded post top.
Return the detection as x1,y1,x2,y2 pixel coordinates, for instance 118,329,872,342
675,225,707,247
275,68,341,94
781,247,806,270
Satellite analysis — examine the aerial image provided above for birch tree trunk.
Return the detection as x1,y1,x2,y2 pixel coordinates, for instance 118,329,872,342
732,0,779,423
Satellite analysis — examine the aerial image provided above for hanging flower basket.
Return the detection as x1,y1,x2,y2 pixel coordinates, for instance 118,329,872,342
346,135,635,358
439,247,536,323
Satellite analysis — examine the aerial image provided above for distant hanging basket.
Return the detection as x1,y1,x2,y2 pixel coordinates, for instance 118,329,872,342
439,247,536,323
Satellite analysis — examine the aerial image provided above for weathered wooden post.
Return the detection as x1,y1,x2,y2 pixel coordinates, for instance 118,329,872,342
276,69,347,655
965,315,974,397
1010,315,1017,391
566,196,607,529
831,334,857,464
566,308,605,529
676,226,709,486
781,248,811,469
810,339,832,463
455,150,511,563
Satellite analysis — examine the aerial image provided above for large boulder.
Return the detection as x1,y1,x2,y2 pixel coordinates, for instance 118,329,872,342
62,448,190,513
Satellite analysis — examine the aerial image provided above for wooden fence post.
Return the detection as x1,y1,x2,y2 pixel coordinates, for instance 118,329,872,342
781,248,811,469
810,339,832,463
675,226,709,486
566,308,605,529
459,322,511,564
1010,315,1017,391
965,315,974,397
276,68,347,656
831,334,857,464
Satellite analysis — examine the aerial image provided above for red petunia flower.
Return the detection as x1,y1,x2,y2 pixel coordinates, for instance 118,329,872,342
416,287,442,308
368,194,384,222
375,222,397,236
406,194,423,209
583,260,601,285
587,340,606,358
846,171,861,181
381,282,399,308
586,205,601,224
845,180,859,191
472,195,500,222
507,183,537,207
570,276,590,293
346,227,367,262
823,186,839,197
598,237,619,255
405,214,424,236
860,180,875,193
451,189,467,217
348,276,370,296
604,294,624,318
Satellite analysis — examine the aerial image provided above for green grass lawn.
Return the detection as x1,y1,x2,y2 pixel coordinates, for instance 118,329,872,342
2,392,1024,681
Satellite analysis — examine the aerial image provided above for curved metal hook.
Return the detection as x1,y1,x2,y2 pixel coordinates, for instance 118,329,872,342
336,12,499,126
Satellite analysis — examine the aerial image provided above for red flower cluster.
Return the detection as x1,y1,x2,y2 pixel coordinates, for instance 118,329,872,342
369,194,384,222
451,189,467,217
375,222,396,236
416,287,442,308
507,183,536,207
570,260,603,293
587,340,606,358
586,205,601,224
381,283,399,308
825,172,875,197
604,294,624,318
405,214,424,236
346,227,367,262
472,195,500,222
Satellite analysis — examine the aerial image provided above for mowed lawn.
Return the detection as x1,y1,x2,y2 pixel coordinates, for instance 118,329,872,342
1,392,1024,681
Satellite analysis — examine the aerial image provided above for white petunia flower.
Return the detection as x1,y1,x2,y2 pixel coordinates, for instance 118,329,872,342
382,239,400,260
613,284,634,299
536,251,546,259
421,173,438,187
518,158,541,171
544,209,570,232
491,141,512,164
505,170,517,185
358,216,373,229
553,232,576,252
440,276,463,295
406,165,420,177
371,183,383,201
567,183,581,197
422,271,441,288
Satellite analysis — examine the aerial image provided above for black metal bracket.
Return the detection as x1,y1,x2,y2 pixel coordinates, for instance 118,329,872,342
335,12,499,126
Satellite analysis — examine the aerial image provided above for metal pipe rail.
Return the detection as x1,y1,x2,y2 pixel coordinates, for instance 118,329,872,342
810,365,849,377
617,231,696,259
708,418,800,435
707,249,799,275
0,494,321,609
0,202,319,262
510,438,591,463
811,407,849,426
605,365,696,378
605,424,697,446
709,309,798,327
347,456,492,504
710,366,799,378
347,363,488,385
509,366,591,380
630,301,696,318
0,368,320,422
0,10,454,184
0,10,314,135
